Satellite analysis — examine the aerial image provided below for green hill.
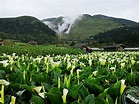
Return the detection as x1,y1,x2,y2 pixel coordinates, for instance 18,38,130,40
66,14,139,41
93,26,139,47
0,16,57,44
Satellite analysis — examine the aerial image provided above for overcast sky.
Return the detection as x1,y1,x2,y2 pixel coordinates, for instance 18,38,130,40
0,0,139,22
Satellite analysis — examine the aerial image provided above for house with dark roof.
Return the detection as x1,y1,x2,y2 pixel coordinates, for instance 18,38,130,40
0,42,3,46
103,44,126,51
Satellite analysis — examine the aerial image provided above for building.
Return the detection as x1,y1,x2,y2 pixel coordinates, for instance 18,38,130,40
103,44,126,51
0,42,3,46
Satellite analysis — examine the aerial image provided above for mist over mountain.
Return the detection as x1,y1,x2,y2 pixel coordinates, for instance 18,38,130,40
42,16,77,34
67,14,138,40
0,14,139,46
42,14,139,41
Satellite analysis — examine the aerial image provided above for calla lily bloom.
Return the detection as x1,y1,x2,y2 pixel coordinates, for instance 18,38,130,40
62,88,68,104
0,79,10,86
33,86,42,93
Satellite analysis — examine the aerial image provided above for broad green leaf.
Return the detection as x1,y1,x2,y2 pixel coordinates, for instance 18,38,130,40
71,100,78,104
86,84,104,96
79,85,89,99
30,95,45,104
84,94,95,104
98,88,109,98
69,83,83,99
47,87,62,104
106,94,114,104
42,83,52,91
108,81,121,97
96,97,107,104
21,84,35,94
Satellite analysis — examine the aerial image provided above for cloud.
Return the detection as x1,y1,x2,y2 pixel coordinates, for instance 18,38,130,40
0,0,139,22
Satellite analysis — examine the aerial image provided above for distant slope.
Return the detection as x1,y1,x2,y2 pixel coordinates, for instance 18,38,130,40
0,16,57,44
66,14,139,40
93,26,139,47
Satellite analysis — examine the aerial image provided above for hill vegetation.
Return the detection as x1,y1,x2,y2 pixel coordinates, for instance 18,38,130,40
0,16,57,44
1,14,139,47
66,14,139,41
92,26,139,47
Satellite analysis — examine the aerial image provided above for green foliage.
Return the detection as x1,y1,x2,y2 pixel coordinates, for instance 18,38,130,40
66,14,139,41
0,51,139,103
93,26,139,47
0,45,84,56
0,16,57,44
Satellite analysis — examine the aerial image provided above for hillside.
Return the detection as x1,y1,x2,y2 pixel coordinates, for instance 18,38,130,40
0,16,57,44
42,14,139,44
92,26,139,47
66,14,139,41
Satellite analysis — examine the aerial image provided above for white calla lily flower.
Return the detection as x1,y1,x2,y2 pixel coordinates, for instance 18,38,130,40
62,88,68,104
0,79,10,86
39,92,45,98
33,86,42,93
0,60,9,67
92,71,97,76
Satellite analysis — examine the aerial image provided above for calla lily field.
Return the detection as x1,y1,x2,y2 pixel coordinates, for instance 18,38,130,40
0,50,139,104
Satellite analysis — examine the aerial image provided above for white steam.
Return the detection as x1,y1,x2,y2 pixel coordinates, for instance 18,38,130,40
43,15,83,34
58,17,71,34
43,21,59,33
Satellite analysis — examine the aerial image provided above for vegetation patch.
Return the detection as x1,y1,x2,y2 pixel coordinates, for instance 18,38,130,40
0,51,139,103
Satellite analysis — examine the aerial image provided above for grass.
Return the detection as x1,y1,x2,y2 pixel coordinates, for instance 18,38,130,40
0,45,85,56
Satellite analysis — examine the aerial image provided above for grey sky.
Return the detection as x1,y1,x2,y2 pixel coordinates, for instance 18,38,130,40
0,0,139,22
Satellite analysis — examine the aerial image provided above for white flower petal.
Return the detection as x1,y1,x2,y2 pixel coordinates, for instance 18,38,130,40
33,86,42,93
39,92,45,98
63,88,68,96
121,79,125,84
0,79,10,86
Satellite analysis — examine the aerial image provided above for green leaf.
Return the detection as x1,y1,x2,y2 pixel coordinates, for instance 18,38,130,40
98,88,109,98
4,95,11,104
21,84,35,94
106,94,114,104
32,74,45,84
79,85,89,99
30,95,45,104
71,100,78,104
108,81,121,97
84,94,95,104
47,87,62,104
42,83,52,91
95,97,107,104
69,83,83,99
0,70,6,79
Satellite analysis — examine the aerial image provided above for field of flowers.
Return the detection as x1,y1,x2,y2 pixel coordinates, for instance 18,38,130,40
0,51,139,104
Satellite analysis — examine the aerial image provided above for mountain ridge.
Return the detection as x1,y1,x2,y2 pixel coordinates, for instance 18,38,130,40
42,14,139,40
0,14,139,46
0,16,57,44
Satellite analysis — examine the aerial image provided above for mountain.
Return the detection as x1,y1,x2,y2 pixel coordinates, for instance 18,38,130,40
42,14,139,42
93,25,139,47
1,15,139,46
66,14,139,41
0,16,57,44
